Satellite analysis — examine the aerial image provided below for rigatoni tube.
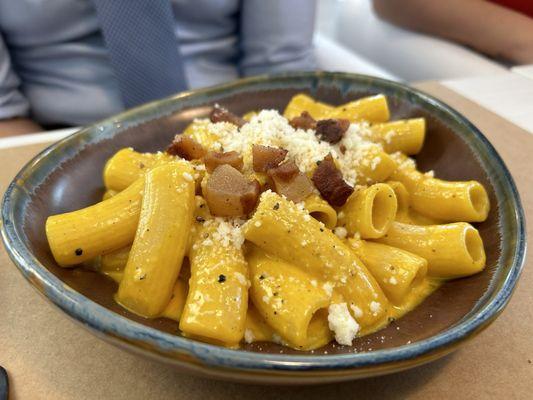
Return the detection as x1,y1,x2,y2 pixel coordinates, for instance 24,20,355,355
328,94,390,123
367,118,425,155
303,194,337,229
283,93,390,123
117,161,195,317
179,219,249,345
103,148,171,191
354,147,397,185
376,222,486,278
339,183,397,238
389,156,489,222
349,240,427,304
45,178,144,266
248,247,331,349
411,178,489,223
243,191,389,329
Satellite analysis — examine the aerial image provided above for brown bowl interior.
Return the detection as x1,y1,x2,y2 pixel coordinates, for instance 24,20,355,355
22,85,498,355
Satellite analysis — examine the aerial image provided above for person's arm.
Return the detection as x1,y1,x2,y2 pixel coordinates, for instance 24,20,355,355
0,118,42,137
373,0,533,64
0,33,41,136
238,0,317,76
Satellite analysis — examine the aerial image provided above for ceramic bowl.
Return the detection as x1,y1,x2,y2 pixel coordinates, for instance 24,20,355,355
1,72,526,384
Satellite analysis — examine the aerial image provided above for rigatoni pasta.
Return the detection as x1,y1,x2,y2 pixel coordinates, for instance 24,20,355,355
247,246,331,349
117,162,195,317
45,92,489,351
339,183,397,239
179,218,249,345
376,221,486,278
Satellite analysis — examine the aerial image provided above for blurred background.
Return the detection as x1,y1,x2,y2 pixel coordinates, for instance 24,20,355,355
2,0,533,136
315,0,508,81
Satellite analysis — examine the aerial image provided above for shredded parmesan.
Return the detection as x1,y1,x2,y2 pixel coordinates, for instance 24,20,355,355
370,301,382,315
182,172,193,182
205,110,380,186
350,304,363,319
244,329,255,344
333,226,348,239
328,303,360,346
234,272,248,286
323,282,334,297
202,218,245,249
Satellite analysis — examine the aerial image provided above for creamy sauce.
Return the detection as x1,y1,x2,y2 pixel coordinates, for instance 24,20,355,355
359,277,443,336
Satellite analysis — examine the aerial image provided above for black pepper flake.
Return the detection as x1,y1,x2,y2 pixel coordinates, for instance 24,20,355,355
139,162,145,169
273,203,280,210
259,275,265,280
218,274,226,283
200,204,205,208
320,228,324,232
196,216,205,223
75,248,83,256
388,317,396,323
274,311,277,315
139,273,147,280
273,292,279,296
316,160,321,166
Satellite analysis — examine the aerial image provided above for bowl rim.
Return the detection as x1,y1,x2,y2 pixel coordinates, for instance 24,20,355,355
1,71,527,372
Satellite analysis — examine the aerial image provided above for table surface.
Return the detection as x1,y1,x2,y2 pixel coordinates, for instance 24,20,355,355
442,71,533,134
0,81,532,399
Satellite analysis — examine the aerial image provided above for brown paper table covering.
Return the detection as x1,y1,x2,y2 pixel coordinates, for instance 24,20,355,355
0,82,531,399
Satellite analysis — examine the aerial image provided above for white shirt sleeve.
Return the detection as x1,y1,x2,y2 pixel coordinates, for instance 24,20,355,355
0,33,30,119
239,0,317,77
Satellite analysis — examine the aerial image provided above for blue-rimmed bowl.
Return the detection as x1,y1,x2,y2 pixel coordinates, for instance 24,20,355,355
1,72,526,384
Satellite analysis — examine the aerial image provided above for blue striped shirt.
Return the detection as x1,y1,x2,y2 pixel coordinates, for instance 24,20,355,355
0,0,316,126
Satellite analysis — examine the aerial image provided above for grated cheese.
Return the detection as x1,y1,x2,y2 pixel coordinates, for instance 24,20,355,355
384,130,396,144
203,218,245,249
328,303,360,346
205,110,380,186
350,304,363,319
182,172,193,182
234,272,248,286
244,329,255,344
333,226,348,239
271,333,283,344
370,301,382,315
323,282,334,297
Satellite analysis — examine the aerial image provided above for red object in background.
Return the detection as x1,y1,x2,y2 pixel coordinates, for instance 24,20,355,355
490,0,533,18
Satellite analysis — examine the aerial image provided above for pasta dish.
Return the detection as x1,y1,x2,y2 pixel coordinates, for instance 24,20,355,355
45,93,489,350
